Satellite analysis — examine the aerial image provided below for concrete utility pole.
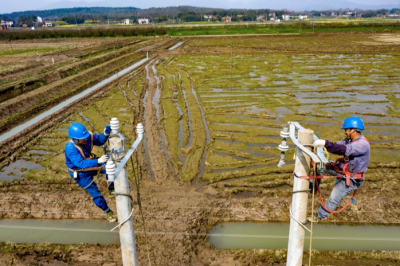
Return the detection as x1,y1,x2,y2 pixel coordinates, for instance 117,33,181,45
287,128,313,266
107,118,144,266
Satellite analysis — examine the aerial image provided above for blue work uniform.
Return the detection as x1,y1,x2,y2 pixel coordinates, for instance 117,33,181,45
65,132,114,213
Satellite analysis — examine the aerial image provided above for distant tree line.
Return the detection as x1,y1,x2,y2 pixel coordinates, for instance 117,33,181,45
1,6,400,26
0,26,166,40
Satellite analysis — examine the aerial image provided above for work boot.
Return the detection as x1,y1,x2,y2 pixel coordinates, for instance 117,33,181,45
108,189,115,198
107,210,117,223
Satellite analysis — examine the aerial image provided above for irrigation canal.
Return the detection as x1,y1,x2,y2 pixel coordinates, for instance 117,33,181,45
208,222,400,251
0,220,399,251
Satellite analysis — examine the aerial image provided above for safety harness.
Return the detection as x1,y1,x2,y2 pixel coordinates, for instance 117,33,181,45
296,136,369,214
330,136,369,186
68,132,104,177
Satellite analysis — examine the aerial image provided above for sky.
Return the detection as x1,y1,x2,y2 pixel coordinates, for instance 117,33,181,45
1,0,399,14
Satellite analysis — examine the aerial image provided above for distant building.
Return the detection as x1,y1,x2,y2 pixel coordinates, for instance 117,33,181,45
269,11,276,18
282,14,294,20
138,18,149,24
123,18,131,25
237,14,243,18
204,14,212,21
1,20,7,30
225,16,232,22
256,15,265,21
44,19,52,27
299,14,308,20
1,19,14,29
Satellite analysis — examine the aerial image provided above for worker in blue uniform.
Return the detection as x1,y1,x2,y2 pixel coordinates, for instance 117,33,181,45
65,122,117,223
308,116,370,223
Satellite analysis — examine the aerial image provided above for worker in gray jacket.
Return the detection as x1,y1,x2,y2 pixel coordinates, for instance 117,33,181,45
308,116,370,222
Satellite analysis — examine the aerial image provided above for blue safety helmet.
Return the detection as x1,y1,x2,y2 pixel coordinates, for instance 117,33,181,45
68,123,90,139
341,116,365,131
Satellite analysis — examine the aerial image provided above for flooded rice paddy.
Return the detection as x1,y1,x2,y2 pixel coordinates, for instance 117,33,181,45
152,38,400,191
3,34,400,195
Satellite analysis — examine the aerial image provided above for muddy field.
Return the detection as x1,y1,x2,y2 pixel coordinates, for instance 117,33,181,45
1,32,400,265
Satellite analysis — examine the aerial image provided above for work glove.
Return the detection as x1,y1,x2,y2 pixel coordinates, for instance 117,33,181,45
104,125,111,136
314,139,326,149
98,154,109,164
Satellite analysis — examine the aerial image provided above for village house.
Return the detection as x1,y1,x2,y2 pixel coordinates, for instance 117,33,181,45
204,14,212,21
256,14,265,21
282,14,294,20
269,11,276,18
138,18,149,24
225,16,232,22
1,20,7,30
44,19,52,27
123,18,131,25
1,19,14,29
299,14,308,20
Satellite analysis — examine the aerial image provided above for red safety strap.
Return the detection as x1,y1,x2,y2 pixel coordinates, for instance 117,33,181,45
295,161,357,214
331,137,369,186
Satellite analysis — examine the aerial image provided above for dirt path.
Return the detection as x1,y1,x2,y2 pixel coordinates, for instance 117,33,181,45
142,60,175,184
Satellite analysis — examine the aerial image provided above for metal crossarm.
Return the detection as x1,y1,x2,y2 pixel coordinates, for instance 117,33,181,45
288,122,321,165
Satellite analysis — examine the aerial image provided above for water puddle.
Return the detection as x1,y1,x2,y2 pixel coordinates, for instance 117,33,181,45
29,155,47,160
212,122,279,130
0,159,44,181
202,94,262,98
174,103,185,148
168,41,184,51
0,219,119,244
211,164,276,174
28,150,57,155
0,58,149,143
192,83,211,180
152,62,161,121
118,86,135,108
79,112,95,128
181,83,193,148
214,152,254,161
208,222,400,251
215,138,242,145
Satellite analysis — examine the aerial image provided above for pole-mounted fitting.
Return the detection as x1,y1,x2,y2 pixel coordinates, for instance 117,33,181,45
108,118,126,161
278,126,290,167
136,123,144,139
105,160,116,186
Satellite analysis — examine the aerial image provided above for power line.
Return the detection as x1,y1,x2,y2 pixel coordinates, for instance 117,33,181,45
0,200,398,214
0,208,398,223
